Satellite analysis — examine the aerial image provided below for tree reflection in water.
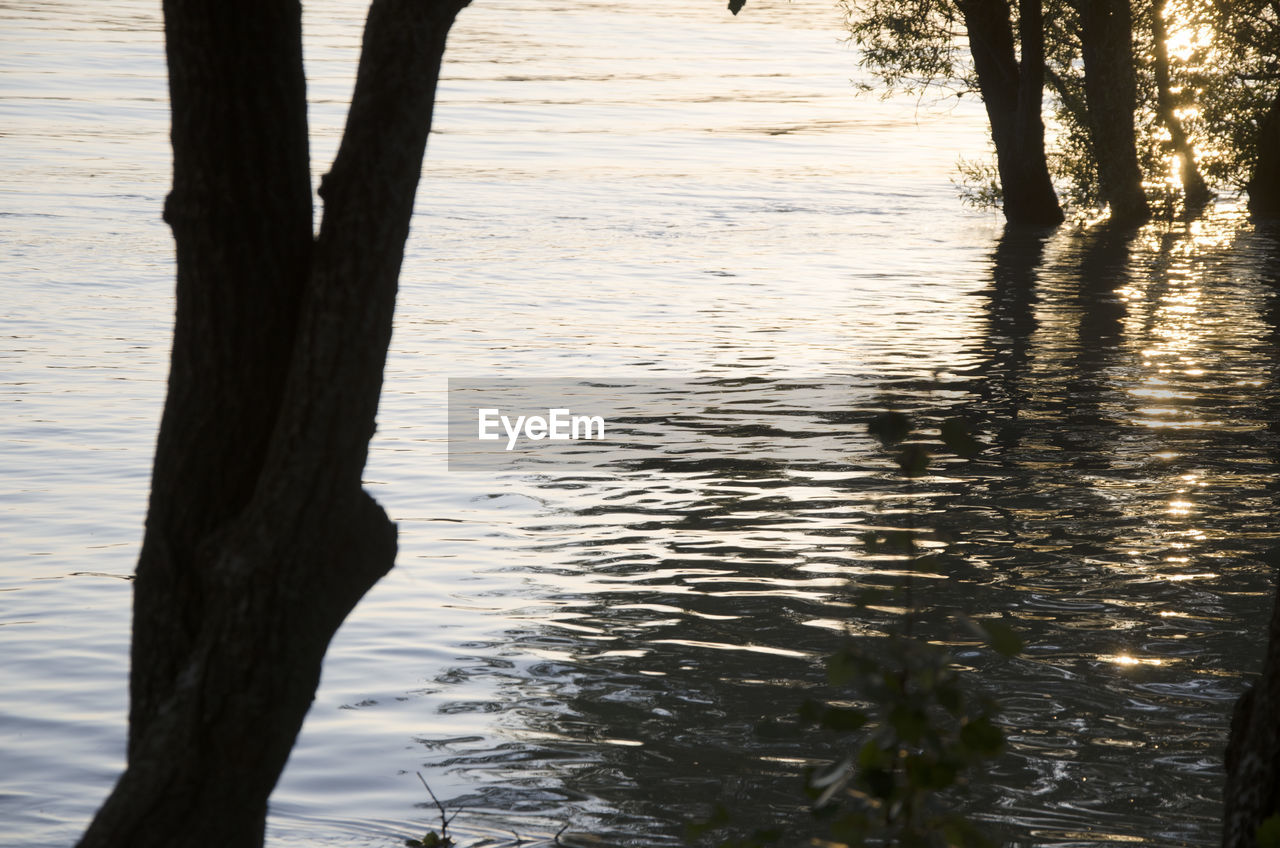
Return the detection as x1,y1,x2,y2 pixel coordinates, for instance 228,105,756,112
415,211,1279,848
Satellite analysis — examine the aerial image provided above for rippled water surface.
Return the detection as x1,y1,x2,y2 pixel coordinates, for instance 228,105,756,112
4,1,1280,846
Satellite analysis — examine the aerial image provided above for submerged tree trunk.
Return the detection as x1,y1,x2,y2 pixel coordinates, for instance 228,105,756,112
1078,0,1151,224
78,0,468,845
1224,584,1280,847
1247,89,1280,220
959,0,1064,226
1150,0,1212,212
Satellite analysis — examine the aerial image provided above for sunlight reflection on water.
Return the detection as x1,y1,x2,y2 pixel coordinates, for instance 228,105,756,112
3,0,1279,847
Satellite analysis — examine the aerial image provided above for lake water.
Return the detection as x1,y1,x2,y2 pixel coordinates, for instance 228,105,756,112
3,1,1278,845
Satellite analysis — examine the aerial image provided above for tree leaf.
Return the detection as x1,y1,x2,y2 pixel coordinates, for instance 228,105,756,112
868,411,912,445
822,706,870,732
897,443,931,476
979,620,1024,657
1258,815,1280,848
959,716,1004,756
889,704,928,744
934,682,963,715
861,766,895,800
940,417,983,458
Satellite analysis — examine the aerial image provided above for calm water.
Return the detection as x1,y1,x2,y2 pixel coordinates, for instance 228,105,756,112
3,1,1279,845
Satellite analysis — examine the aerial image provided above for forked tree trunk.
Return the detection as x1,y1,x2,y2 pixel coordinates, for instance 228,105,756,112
1247,89,1280,220
1078,0,1151,224
959,0,1065,226
78,0,469,845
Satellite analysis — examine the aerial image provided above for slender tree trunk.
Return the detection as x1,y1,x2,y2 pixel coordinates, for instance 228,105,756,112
1078,0,1150,224
78,1,469,845
1247,88,1280,220
1150,0,1212,212
960,0,1064,226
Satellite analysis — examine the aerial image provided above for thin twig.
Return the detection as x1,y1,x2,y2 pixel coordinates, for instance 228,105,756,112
416,772,460,835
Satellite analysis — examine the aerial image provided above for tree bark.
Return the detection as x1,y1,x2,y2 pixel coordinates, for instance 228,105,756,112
1077,0,1151,224
1150,0,1212,212
959,0,1065,226
1247,88,1280,220
1223,584,1280,847
78,1,469,845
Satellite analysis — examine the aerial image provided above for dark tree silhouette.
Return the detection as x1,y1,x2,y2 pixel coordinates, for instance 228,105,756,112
1224,596,1280,848
957,0,1064,225
839,0,1064,225
1076,0,1150,224
1197,0,1280,219
1247,91,1280,219
78,0,469,845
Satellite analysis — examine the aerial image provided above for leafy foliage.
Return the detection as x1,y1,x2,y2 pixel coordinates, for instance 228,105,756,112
799,634,1008,847
1193,0,1280,190
842,0,1280,214
840,0,969,97
788,413,1018,847
953,154,1003,211
1258,813,1280,848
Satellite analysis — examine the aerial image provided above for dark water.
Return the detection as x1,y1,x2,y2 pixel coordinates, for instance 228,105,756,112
415,218,1280,848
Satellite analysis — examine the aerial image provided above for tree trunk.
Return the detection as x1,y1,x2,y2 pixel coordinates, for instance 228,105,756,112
78,1,469,845
1078,0,1151,224
1150,0,1212,212
1223,585,1280,847
959,0,1065,226
1247,89,1280,220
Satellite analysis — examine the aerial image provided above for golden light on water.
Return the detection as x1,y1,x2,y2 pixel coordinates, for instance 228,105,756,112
1035,213,1256,609
1129,386,1191,401
1102,654,1166,667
